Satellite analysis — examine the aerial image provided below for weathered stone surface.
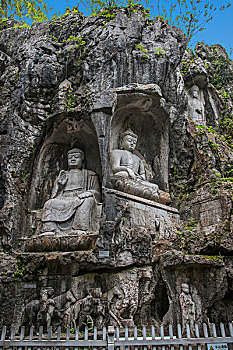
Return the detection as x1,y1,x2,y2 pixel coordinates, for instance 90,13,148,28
180,186,233,254
0,7,232,331
160,251,228,327
24,233,99,252
104,188,179,242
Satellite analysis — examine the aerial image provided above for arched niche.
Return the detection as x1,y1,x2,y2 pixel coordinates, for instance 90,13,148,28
27,115,102,216
110,91,169,190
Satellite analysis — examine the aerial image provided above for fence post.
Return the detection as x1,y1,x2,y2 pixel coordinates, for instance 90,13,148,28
108,326,115,350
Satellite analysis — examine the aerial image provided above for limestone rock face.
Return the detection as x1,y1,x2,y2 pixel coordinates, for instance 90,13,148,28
0,8,232,331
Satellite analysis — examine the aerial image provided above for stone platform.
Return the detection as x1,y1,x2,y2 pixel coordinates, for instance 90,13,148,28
104,188,180,240
23,233,98,252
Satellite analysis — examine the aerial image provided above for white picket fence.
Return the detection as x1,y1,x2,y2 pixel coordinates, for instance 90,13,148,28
0,322,233,350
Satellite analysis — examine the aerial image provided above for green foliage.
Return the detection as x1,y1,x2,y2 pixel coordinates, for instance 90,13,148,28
135,43,149,60
183,217,197,231
50,33,86,47
13,22,30,28
196,124,217,135
198,45,233,95
196,122,233,151
84,0,151,18
50,31,87,64
77,318,93,338
219,115,233,149
14,257,25,277
64,88,75,112
63,6,80,15
195,123,233,188
176,218,197,249
0,0,50,23
99,7,116,21
204,175,233,196
154,47,166,56
77,0,231,44
181,50,198,75
219,90,230,100
200,254,223,262
226,164,233,177
170,165,195,209
209,55,232,90
176,219,227,254
177,219,199,250
135,43,147,53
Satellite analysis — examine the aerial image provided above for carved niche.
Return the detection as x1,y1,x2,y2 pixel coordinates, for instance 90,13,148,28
24,115,102,251
109,90,171,204
103,87,180,240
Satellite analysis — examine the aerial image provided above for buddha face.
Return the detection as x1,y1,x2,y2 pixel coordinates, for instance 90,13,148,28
191,85,199,99
68,152,83,169
181,283,190,294
121,134,137,151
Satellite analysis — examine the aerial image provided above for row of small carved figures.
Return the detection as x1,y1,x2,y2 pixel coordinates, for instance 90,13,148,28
0,322,233,343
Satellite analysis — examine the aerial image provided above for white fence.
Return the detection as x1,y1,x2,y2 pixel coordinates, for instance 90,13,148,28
0,322,233,350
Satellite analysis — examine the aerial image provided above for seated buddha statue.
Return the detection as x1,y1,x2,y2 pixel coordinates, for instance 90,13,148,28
38,148,102,235
110,129,159,201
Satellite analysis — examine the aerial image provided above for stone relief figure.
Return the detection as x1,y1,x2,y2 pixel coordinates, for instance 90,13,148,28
62,290,81,329
38,148,102,235
78,288,106,329
179,283,195,332
188,85,205,125
90,288,106,328
107,269,139,327
23,288,62,331
37,288,56,331
22,298,40,328
110,129,159,201
108,285,137,327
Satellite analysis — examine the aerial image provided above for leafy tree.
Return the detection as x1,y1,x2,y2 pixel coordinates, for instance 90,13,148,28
155,0,232,45
0,0,50,22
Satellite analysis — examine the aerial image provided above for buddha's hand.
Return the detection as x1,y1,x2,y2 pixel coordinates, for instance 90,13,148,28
79,191,93,199
127,168,136,180
57,170,67,186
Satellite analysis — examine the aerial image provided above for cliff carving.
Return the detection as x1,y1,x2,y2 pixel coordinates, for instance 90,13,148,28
0,7,232,332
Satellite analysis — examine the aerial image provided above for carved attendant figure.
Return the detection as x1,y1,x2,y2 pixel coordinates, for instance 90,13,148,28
40,148,101,235
111,129,159,201
179,283,195,331
188,85,205,125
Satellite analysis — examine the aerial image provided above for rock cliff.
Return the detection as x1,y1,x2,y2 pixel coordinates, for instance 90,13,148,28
0,7,232,331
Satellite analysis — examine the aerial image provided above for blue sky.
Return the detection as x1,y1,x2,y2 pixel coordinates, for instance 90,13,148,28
45,0,233,58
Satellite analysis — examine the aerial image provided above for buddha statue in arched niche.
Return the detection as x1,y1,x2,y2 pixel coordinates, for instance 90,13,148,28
37,148,102,236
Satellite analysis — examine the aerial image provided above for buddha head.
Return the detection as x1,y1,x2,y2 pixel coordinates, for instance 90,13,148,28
67,148,84,169
120,129,138,152
181,283,190,294
191,85,200,99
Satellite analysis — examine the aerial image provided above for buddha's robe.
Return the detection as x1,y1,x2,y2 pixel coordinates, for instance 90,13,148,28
41,169,101,233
